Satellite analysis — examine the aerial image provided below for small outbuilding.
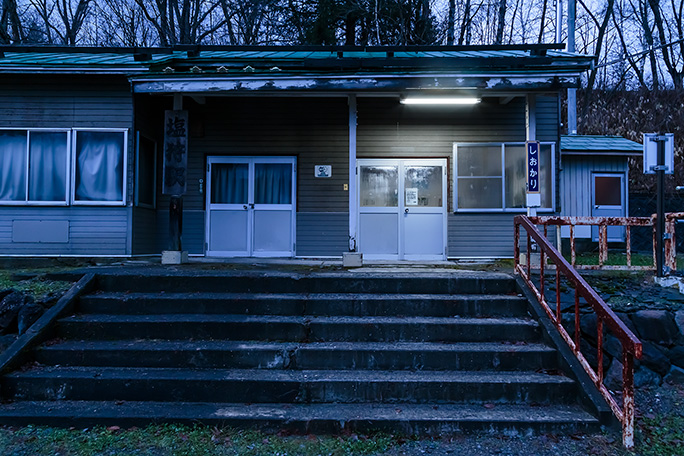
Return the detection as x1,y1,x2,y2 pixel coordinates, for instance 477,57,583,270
559,134,643,242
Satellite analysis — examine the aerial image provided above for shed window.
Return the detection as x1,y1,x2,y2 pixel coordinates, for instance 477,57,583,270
454,142,554,211
0,128,127,206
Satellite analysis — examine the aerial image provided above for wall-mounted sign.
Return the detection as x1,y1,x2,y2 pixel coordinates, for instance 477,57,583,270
526,140,540,194
162,110,189,195
315,165,332,178
643,133,674,174
405,188,418,206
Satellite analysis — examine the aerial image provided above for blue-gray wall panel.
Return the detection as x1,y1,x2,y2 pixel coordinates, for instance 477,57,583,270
0,207,128,255
296,212,349,257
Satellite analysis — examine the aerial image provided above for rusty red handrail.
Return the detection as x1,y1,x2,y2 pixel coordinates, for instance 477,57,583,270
514,215,642,449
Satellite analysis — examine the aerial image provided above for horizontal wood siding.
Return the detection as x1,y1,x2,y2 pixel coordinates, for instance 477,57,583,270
449,213,516,257
155,210,205,254
560,156,628,217
535,95,559,142
358,97,529,211
0,75,135,256
296,212,348,257
132,207,158,255
0,207,128,255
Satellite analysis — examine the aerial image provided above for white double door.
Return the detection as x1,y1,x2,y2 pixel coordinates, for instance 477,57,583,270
206,156,296,257
358,159,447,260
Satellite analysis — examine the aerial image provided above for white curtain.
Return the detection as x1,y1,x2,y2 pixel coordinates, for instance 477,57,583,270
211,163,248,204
255,163,292,204
29,131,67,202
0,131,26,201
75,131,124,202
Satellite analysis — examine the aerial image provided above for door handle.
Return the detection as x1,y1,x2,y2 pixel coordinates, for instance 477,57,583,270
405,208,409,214
249,203,255,209
243,205,248,210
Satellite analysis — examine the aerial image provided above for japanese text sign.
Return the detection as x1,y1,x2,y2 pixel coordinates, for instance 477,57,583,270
526,141,540,194
163,110,188,195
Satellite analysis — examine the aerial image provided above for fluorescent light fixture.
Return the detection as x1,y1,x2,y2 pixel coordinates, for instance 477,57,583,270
400,97,481,105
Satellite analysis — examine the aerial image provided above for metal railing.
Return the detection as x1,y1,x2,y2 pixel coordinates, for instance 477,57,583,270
529,213,684,271
514,215,643,449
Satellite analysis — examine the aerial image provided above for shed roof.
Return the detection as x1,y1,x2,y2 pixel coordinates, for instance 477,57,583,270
560,135,643,157
0,45,591,76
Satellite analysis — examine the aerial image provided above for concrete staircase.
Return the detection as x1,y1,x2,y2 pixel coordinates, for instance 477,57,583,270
0,270,601,434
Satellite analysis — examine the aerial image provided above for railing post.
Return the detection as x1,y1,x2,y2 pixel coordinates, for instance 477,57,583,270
599,224,607,267
570,225,576,267
665,217,676,271
574,289,580,350
626,226,632,267
622,352,636,450
527,233,531,278
514,220,520,269
556,268,561,321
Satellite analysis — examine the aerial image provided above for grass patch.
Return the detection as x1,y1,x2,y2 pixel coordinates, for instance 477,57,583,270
0,271,73,302
639,414,684,456
0,424,398,456
565,252,655,267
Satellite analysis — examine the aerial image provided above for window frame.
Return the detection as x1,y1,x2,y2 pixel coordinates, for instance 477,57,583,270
0,127,128,207
135,132,157,209
71,128,128,207
453,141,556,213
0,127,72,206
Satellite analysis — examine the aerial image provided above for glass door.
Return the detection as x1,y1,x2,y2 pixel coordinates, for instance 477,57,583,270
357,159,447,260
206,157,296,257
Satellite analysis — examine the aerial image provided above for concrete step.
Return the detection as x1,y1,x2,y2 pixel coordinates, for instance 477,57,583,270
3,367,578,404
35,340,558,371
57,315,541,343
78,292,530,318
0,401,600,434
96,272,517,295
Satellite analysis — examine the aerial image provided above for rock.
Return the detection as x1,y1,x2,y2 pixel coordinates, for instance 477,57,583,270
664,365,684,384
37,292,63,308
17,303,43,335
0,291,29,334
603,333,623,360
580,314,604,342
635,366,662,388
675,311,684,337
632,310,679,346
641,341,671,376
0,288,15,302
0,334,17,352
614,312,638,335
603,359,623,391
669,346,684,369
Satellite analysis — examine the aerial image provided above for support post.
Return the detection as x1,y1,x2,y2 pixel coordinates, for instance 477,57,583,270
348,95,358,252
656,136,665,277
567,0,577,135
526,94,539,218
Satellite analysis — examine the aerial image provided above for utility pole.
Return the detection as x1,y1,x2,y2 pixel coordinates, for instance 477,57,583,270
655,135,666,277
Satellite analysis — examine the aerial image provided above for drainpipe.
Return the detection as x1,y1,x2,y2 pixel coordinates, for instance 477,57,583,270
567,0,577,135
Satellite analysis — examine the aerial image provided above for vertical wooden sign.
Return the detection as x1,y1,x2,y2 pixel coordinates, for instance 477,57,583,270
162,110,188,195
526,140,540,193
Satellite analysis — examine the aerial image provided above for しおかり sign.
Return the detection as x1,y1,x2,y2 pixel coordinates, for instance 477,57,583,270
526,141,540,194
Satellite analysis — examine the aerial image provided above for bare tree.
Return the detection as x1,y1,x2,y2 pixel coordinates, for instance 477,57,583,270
0,0,25,43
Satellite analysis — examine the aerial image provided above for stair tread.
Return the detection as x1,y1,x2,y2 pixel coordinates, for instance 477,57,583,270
8,366,574,384
85,292,525,300
40,340,555,353
62,314,538,324
0,400,599,423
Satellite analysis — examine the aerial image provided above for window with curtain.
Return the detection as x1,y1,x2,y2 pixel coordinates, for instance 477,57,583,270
255,163,292,204
455,142,553,211
0,131,27,201
0,128,127,206
74,131,125,202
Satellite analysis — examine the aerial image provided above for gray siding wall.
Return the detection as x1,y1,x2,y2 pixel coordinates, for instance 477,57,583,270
358,95,558,258
560,156,628,217
0,207,128,255
296,212,349,256
0,75,134,256
143,96,350,256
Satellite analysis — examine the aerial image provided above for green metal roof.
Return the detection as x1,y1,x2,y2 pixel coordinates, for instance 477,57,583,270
560,135,643,156
0,46,592,77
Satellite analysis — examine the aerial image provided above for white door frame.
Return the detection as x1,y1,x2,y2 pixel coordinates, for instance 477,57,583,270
205,156,296,257
591,172,626,242
357,158,447,261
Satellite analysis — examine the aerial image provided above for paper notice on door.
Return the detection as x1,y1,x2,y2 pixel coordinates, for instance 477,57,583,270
406,188,418,206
